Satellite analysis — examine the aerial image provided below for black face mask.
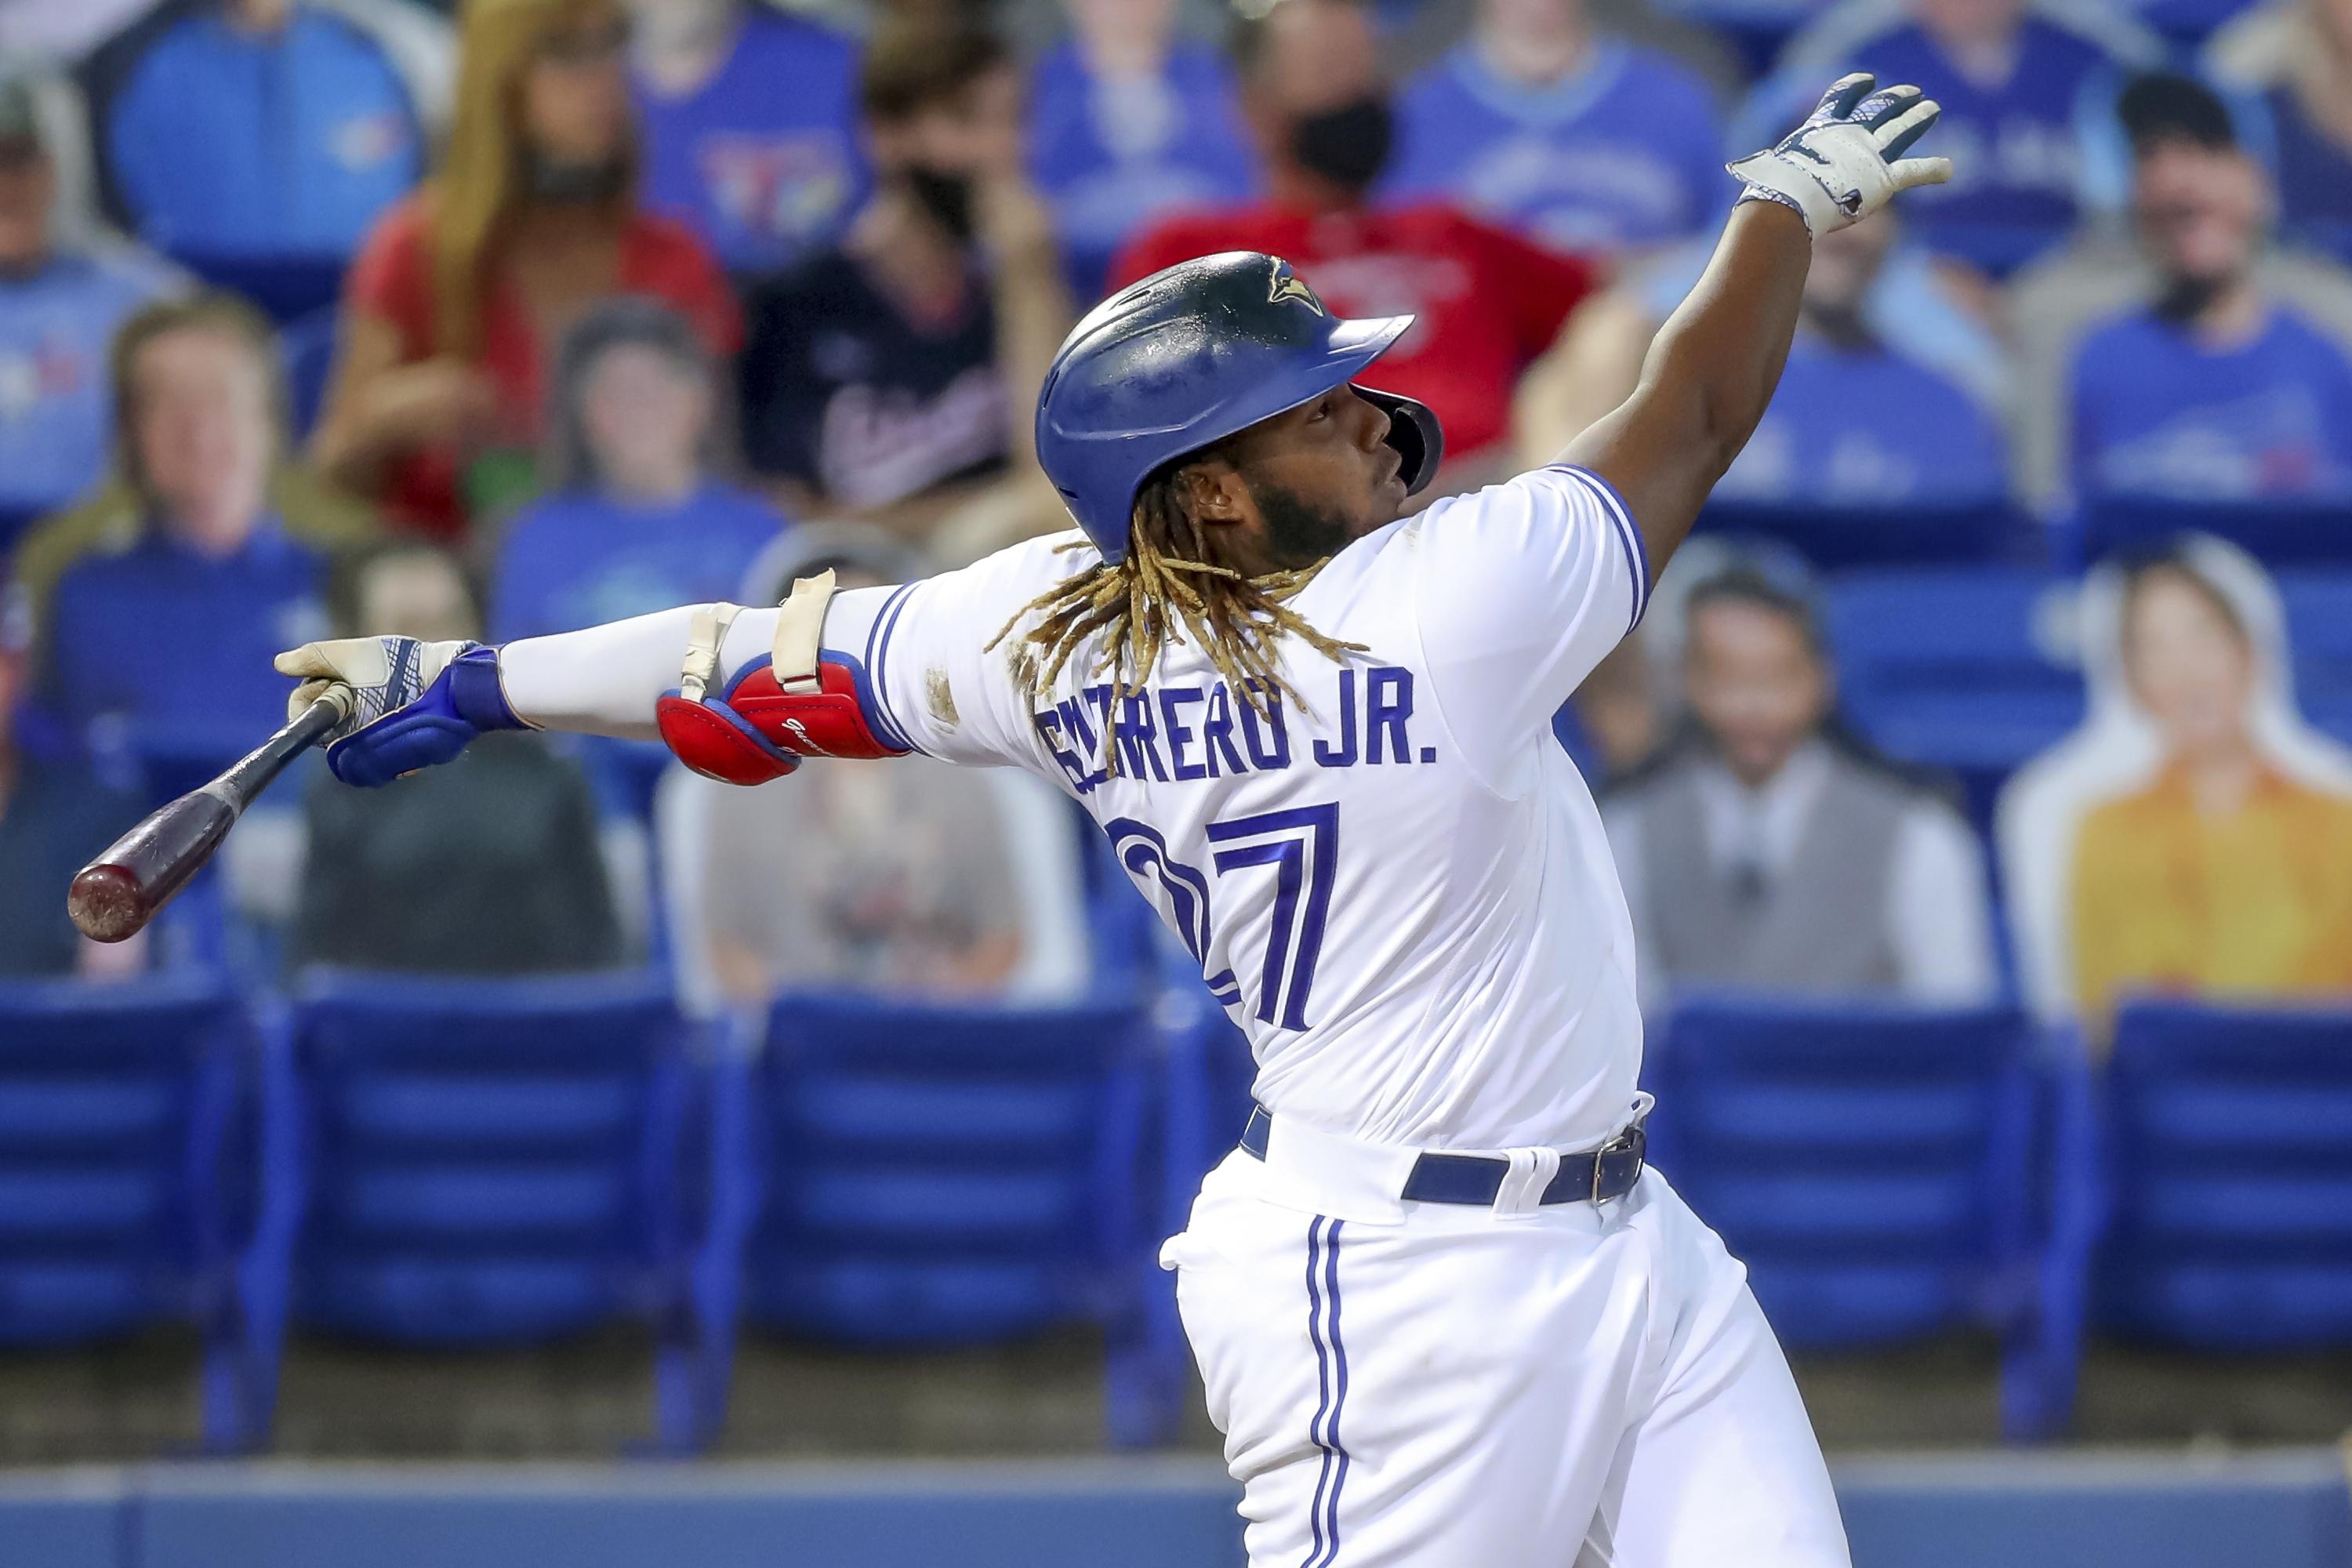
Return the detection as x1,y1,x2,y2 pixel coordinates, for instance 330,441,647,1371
2153,271,2230,325
905,165,978,243
527,154,626,204
1290,96,1394,193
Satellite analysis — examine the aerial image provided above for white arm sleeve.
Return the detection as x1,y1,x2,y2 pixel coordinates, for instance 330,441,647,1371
1887,800,2000,1004
494,534,1068,769
497,604,787,741
1409,464,1649,796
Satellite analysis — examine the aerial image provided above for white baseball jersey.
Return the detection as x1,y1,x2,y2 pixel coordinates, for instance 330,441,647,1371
823,463,1652,1153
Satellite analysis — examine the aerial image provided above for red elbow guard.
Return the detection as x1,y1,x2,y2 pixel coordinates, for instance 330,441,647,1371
657,658,907,786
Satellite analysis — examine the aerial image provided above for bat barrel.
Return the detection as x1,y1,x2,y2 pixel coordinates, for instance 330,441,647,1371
67,794,238,942
64,688,351,943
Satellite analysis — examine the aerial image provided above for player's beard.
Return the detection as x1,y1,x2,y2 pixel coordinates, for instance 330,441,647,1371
1247,477,1359,572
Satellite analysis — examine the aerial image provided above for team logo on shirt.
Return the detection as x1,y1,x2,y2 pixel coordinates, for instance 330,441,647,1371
1268,259,1325,315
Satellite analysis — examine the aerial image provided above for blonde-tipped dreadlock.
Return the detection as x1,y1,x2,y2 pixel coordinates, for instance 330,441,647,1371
986,469,1364,775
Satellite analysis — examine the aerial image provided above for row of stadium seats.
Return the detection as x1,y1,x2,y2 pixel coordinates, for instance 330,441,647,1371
0,974,1181,1454
11,974,2340,1453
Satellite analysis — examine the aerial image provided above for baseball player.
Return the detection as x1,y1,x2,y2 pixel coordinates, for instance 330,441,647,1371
275,75,1947,1565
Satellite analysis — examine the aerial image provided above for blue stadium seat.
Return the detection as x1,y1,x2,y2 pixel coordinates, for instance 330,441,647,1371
1827,568,2086,828
2100,1001,2352,1349
251,972,729,1452
1697,502,2030,570
0,976,268,1451
1646,996,2091,1439
2069,499,2352,571
739,992,1175,1445
2275,572,2352,749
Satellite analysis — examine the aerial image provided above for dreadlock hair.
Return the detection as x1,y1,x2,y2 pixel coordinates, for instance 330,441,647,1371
986,454,1366,774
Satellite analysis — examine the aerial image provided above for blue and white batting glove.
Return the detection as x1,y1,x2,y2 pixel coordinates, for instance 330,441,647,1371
274,636,528,788
1727,73,1951,237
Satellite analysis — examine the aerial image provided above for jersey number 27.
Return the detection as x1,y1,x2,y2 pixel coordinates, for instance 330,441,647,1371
1106,804,1340,1032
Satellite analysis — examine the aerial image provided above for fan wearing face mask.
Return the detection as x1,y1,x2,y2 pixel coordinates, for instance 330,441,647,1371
735,16,1076,543
1110,0,1603,495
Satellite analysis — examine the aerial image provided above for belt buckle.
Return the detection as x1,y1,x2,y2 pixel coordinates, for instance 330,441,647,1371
1592,1125,1646,1204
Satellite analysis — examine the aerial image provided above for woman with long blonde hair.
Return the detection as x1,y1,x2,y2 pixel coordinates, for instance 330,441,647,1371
312,0,738,540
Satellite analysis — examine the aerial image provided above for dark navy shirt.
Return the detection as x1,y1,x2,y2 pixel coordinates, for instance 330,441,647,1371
739,252,1009,508
490,482,786,642
632,10,866,274
1387,40,1726,256
2068,305,2352,501
104,5,423,259
1025,38,1259,299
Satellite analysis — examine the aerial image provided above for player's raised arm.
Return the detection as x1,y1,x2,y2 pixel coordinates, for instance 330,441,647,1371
1563,74,1950,583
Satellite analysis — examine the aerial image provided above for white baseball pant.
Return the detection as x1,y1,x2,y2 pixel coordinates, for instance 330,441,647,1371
1161,1119,1850,1567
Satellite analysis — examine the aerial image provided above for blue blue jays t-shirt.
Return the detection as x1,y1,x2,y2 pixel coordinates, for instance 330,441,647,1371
45,520,330,768
1385,40,1726,255
489,483,786,643
2068,306,2352,501
1816,18,2124,277
633,11,866,274
1026,38,1260,299
0,249,174,525
1714,332,2008,505
105,5,422,260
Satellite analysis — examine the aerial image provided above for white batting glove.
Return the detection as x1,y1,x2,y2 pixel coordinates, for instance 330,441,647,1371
274,636,473,735
1726,74,1951,237
274,636,525,788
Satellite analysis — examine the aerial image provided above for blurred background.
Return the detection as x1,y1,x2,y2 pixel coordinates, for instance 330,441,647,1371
0,0,2347,1562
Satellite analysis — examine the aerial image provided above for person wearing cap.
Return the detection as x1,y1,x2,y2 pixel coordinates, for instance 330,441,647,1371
0,587,150,978
2064,72,2352,506
0,71,177,537
1601,561,1997,1007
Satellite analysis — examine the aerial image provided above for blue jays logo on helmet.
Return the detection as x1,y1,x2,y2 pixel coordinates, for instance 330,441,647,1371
1268,259,1325,314
1034,251,1445,566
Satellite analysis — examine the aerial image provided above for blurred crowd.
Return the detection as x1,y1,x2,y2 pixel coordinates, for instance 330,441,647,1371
0,0,2347,1047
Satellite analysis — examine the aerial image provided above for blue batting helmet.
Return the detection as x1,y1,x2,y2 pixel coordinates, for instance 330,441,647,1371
1035,251,1445,565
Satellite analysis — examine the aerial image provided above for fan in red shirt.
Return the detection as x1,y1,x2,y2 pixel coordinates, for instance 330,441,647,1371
312,0,739,541
1109,0,1599,488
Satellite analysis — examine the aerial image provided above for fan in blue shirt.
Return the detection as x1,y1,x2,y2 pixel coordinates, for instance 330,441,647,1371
2068,74,2352,503
101,0,427,261
1025,6,1258,301
1386,0,1726,256
1768,0,2157,278
1716,216,2008,506
630,1,867,275
492,297,786,643
38,292,332,788
0,74,177,532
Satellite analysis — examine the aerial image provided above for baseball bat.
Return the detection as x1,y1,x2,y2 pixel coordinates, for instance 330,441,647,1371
66,684,355,943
